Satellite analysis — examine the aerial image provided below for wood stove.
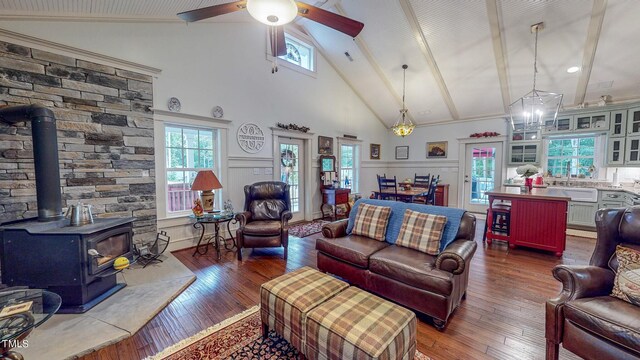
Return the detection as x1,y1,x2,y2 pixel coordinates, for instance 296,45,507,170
0,104,136,313
0,217,134,313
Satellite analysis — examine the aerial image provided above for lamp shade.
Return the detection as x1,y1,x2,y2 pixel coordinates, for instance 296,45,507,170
191,170,223,191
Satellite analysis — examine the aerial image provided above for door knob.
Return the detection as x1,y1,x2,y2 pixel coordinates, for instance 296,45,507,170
464,180,469,183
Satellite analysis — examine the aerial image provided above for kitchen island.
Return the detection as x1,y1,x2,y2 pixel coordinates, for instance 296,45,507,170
486,187,570,256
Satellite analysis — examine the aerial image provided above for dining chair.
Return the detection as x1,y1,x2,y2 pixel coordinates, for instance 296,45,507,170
413,173,431,188
377,174,398,201
425,175,440,205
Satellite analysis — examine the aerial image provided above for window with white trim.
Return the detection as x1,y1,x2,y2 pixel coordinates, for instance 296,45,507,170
546,137,596,177
340,144,358,192
165,125,218,213
279,33,315,72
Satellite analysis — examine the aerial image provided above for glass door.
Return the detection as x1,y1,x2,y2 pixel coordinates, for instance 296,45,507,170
278,138,305,222
463,142,503,213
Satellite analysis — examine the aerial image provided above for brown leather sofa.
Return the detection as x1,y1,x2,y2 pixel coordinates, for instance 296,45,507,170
317,209,477,330
235,181,292,261
545,207,640,360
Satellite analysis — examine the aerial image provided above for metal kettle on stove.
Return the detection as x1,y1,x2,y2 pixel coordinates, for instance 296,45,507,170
66,202,94,226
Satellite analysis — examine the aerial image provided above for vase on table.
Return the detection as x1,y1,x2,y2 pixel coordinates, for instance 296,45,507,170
524,177,533,193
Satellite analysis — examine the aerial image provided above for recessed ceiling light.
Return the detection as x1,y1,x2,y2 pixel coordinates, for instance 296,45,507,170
567,66,580,73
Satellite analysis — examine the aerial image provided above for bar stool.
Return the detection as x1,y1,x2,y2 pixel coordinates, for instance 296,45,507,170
483,202,511,243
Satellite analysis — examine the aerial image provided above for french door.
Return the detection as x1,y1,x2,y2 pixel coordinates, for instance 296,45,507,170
277,138,305,222
463,142,503,213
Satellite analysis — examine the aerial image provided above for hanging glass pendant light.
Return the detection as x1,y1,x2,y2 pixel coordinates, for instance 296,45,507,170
509,22,563,130
392,64,415,137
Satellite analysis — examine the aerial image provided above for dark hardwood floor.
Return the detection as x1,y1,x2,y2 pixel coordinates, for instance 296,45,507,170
80,221,590,360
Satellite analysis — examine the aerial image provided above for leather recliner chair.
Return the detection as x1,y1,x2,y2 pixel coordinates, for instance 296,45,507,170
545,207,640,360
235,181,292,261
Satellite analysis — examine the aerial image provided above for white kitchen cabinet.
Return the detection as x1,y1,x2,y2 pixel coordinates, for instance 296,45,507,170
508,142,540,165
568,201,598,227
627,107,640,135
625,135,640,165
543,115,574,134
606,137,625,165
610,110,627,137
574,112,610,132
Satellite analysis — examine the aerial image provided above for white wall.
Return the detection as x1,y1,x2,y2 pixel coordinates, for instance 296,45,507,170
0,20,389,249
386,118,508,206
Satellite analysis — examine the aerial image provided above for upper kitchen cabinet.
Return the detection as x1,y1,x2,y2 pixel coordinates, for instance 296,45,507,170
574,112,610,132
610,110,627,137
627,107,640,135
543,115,574,134
508,142,540,165
625,135,640,165
511,123,540,142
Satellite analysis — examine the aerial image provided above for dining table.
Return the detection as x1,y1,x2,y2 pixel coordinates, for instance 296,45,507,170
373,187,429,202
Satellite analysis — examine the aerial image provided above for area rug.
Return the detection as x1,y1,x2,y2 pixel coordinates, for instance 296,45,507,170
288,220,329,238
147,306,430,360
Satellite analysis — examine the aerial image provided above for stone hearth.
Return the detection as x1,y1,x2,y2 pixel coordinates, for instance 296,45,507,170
20,253,195,360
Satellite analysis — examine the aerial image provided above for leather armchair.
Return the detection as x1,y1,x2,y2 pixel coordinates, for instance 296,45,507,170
545,207,640,360
236,181,292,261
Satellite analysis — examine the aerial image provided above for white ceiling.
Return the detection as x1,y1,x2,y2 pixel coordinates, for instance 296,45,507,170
1,0,639,127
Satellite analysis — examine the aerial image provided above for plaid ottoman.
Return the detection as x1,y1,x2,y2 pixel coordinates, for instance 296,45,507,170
260,266,349,353
305,287,417,360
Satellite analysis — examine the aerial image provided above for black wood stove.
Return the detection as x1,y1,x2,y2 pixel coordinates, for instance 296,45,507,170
0,105,134,313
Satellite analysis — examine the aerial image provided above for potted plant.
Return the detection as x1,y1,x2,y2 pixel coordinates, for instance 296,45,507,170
516,164,539,192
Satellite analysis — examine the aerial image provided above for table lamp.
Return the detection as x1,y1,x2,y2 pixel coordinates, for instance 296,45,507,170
191,170,223,212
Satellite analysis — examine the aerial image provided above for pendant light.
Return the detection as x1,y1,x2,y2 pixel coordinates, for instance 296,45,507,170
392,64,415,137
509,22,563,130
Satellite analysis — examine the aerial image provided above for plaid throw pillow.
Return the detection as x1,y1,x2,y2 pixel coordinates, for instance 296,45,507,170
611,245,640,306
395,209,447,255
351,203,391,241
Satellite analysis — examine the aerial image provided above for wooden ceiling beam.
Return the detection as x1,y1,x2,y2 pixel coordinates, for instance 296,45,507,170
332,3,415,125
398,0,459,120
300,27,390,129
574,0,608,105
485,0,511,113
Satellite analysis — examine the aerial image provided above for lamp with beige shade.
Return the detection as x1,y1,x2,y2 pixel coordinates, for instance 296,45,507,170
191,170,223,212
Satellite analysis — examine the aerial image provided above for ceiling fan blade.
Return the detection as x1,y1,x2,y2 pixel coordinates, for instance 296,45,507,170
295,2,364,38
270,26,287,57
177,1,247,22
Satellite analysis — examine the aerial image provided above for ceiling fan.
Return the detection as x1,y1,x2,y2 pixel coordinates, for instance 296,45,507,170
177,0,364,58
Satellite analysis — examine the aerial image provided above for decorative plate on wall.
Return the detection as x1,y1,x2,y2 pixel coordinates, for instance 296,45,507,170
168,97,181,112
237,123,265,154
212,106,224,118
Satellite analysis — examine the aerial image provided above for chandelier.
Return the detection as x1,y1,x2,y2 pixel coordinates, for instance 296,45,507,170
392,64,415,137
509,22,563,130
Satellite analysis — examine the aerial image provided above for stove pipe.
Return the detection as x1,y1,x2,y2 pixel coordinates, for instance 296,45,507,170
0,104,63,221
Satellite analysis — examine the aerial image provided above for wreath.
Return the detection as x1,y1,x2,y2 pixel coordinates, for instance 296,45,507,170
281,149,296,167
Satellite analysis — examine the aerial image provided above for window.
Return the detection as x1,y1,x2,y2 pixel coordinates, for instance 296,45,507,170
546,137,595,177
279,33,315,72
340,144,358,192
165,125,217,213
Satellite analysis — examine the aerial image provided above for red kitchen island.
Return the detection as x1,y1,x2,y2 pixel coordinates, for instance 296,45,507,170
485,187,570,256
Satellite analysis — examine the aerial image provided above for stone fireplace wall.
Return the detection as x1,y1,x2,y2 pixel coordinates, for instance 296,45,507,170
0,41,156,244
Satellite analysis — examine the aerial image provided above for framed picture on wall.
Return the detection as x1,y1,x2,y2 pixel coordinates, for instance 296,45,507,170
426,141,448,158
370,144,381,160
395,146,409,160
318,136,333,155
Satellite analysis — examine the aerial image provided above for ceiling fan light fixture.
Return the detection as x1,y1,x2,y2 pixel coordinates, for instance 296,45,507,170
392,64,415,138
246,0,298,26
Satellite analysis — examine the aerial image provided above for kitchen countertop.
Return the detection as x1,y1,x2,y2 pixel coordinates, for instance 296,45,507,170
504,183,640,197
487,187,571,201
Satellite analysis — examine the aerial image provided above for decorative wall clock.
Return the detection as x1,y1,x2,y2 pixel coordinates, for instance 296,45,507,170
168,97,181,112
237,123,265,154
